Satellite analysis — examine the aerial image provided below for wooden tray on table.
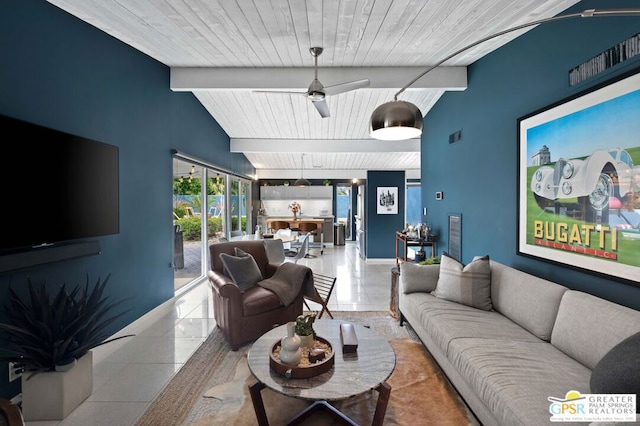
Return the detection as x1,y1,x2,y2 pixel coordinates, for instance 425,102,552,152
269,336,334,379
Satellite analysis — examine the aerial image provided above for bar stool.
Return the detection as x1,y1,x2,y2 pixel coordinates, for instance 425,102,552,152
297,222,323,255
270,221,290,233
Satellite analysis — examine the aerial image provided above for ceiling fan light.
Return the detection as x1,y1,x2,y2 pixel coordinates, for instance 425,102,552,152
369,100,423,141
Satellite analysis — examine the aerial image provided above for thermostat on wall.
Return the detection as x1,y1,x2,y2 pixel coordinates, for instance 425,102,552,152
435,191,443,200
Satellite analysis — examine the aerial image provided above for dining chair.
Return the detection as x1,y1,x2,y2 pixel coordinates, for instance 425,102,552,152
297,222,323,257
285,233,310,264
276,228,296,256
263,238,286,264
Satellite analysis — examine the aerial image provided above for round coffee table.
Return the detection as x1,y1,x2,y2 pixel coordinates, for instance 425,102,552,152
247,319,396,426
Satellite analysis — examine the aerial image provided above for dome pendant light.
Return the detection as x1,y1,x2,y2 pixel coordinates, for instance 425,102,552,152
369,8,640,141
370,100,423,141
294,154,311,187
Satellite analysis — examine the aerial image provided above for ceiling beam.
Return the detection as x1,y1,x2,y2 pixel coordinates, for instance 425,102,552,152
230,139,420,153
170,67,466,91
257,169,421,180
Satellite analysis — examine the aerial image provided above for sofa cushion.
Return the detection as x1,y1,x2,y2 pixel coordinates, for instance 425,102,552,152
410,293,542,356
551,291,640,370
400,261,439,294
590,331,640,405
432,253,492,311
219,252,263,292
447,337,591,426
489,261,567,341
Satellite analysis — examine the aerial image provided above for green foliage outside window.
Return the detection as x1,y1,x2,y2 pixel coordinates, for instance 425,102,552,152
173,175,247,241
174,216,247,241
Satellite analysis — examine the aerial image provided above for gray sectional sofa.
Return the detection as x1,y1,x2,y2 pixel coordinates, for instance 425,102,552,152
398,258,640,426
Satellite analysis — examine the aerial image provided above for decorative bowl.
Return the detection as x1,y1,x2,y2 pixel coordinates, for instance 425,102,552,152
269,336,334,379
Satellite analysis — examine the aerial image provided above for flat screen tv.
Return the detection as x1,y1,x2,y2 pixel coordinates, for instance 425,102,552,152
0,114,119,253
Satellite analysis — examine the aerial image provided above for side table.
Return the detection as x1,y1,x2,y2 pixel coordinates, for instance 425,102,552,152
395,231,436,265
390,266,400,319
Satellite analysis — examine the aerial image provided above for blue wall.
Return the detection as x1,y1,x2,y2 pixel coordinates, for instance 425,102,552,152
421,0,640,309
366,171,406,258
0,0,254,397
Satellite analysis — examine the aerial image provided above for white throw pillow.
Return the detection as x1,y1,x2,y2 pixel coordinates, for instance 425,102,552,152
432,253,492,311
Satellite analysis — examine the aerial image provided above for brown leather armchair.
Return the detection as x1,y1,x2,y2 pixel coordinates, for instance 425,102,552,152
208,240,304,350
0,397,24,426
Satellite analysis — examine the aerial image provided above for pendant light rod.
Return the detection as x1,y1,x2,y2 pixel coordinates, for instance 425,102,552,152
394,8,640,100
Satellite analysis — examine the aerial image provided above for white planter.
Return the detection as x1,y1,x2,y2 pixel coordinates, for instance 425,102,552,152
297,333,314,348
22,351,93,421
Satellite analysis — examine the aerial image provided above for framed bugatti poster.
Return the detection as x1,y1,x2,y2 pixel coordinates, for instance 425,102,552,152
517,68,640,285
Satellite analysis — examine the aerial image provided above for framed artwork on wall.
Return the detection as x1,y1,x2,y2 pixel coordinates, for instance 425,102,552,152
517,67,640,285
377,187,398,214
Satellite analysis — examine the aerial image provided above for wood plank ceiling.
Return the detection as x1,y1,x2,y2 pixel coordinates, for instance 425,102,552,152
48,0,580,179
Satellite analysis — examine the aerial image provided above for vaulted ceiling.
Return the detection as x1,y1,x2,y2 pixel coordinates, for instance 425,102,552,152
48,0,580,179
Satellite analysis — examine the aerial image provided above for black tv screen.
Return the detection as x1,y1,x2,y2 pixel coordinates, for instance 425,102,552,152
0,114,119,253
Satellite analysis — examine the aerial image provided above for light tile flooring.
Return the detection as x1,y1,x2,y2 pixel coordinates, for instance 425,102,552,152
26,241,396,425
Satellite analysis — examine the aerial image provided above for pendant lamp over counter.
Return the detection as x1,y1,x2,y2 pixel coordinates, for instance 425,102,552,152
294,154,311,187
369,8,640,141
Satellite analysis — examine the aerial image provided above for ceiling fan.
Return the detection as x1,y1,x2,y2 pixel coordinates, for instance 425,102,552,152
254,47,370,118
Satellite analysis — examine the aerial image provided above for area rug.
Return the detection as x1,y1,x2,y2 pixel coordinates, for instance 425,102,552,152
135,311,476,426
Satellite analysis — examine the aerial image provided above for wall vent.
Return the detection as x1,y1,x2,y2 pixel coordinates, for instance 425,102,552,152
449,130,462,144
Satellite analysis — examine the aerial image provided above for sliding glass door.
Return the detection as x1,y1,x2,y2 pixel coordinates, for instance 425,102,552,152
229,177,250,236
206,172,226,250
173,156,252,293
173,159,204,292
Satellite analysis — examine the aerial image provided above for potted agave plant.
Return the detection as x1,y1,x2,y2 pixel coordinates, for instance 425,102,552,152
0,274,134,421
295,312,317,348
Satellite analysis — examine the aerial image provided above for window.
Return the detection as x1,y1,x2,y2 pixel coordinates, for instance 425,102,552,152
172,155,252,294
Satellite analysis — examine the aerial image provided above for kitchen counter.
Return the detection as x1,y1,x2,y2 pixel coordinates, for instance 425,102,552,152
259,215,334,219
261,216,335,243
265,218,325,227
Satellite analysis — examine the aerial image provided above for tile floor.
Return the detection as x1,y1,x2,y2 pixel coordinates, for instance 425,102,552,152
25,241,396,425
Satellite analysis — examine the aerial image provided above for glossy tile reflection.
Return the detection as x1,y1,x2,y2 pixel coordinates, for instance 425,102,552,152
25,241,394,426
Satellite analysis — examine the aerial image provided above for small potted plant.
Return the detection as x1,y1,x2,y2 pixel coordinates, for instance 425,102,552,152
419,256,441,265
295,312,317,348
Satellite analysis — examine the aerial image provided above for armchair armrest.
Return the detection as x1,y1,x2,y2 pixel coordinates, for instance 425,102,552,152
207,270,242,299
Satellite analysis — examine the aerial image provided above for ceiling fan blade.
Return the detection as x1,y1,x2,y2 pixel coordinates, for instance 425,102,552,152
252,90,307,96
323,79,370,96
312,99,330,118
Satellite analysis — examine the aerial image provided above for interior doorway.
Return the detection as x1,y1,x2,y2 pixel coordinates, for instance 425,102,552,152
336,184,352,240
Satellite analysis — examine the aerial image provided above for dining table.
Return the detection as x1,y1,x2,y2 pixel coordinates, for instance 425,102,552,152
229,233,296,243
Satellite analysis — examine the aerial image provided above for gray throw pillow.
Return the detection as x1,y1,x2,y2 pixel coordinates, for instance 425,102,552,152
432,253,492,311
234,247,250,257
590,331,640,412
400,261,440,294
219,252,262,292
